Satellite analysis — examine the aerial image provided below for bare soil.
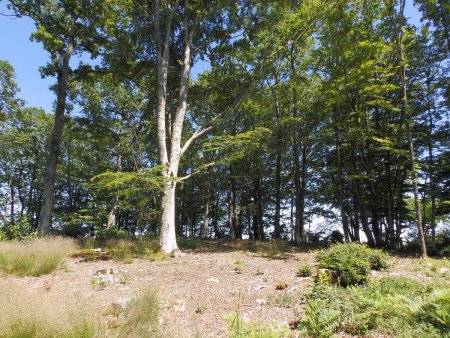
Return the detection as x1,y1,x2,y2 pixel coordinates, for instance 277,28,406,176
3,241,316,337
4,240,447,337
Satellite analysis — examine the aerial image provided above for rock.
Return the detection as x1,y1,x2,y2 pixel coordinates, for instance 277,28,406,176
315,269,338,284
207,278,219,283
172,300,186,312
439,267,448,274
171,250,187,258
256,299,267,305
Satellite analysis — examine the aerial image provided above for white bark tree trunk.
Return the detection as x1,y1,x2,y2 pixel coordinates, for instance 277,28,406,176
159,181,178,254
154,0,193,255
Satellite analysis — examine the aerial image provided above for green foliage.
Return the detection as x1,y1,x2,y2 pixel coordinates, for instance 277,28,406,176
418,290,450,330
226,313,293,338
0,237,76,276
297,263,313,277
95,228,128,243
0,216,38,241
300,276,448,337
316,243,389,286
299,299,341,338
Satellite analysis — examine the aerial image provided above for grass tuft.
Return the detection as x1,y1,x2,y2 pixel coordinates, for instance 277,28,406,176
0,237,76,276
119,288,159,337
0,281,97,337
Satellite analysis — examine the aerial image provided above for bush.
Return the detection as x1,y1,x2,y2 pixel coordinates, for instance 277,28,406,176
0,216,38,241
95,227,128,244
299,299,341,337
316,242,389,286
297,263,313,277
418,290,450,330
300,276,447,337
0,237,76,276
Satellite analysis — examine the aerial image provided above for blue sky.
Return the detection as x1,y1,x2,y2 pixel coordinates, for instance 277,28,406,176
0,2,422,115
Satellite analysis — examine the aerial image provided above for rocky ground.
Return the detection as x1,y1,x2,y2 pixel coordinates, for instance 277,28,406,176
3,240,448,337
3,242,316,337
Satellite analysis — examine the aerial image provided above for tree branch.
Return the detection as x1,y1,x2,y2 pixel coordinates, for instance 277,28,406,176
180,84,251,156
178,161,216,181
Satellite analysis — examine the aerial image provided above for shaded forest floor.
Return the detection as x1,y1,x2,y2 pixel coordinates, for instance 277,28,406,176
1,239,449,337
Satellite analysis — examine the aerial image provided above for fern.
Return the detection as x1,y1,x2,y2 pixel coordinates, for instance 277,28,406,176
300,300,341,337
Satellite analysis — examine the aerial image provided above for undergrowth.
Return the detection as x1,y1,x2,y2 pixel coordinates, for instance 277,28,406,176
117,288,159,337
299,276,449,337
316,242,389,286
0,237,76,276
226,312,293,338
76,237,162,261
0,281,96,337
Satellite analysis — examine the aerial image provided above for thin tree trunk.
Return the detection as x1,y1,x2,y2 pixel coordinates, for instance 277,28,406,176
106,147,123,228
334,121,351,242
37,36,74,235
271,80,282,239
203,192,209,238
426,78,437,252
212,191,221,239
398,0,427,258
9,180,14,225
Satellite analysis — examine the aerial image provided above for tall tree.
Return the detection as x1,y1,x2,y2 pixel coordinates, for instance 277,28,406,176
7,0,103,234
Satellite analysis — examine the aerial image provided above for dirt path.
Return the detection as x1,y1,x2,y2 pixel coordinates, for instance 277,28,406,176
5,249,315,337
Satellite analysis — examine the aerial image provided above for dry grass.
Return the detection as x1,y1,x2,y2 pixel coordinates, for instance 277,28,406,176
0,281,97,338
118,288,159,337
0,237,76,276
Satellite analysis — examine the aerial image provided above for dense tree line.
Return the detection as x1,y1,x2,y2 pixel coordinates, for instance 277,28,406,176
0,0,448,257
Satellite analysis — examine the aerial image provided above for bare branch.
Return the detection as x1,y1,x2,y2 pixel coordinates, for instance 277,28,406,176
178,161,216,181
180,84,251,156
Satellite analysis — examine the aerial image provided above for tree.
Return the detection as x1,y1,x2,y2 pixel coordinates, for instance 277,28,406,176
7,0,104,235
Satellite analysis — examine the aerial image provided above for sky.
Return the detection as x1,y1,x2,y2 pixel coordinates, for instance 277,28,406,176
0,2,422,115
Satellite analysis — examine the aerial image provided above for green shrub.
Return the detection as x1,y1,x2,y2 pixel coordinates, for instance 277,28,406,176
300,276,447,337
316,242,389,286
297,263,313,277
95,227,128,244
299,299,341,337
0,216,38,241
0,237,76,276
226,312,292,338
418,290,450,330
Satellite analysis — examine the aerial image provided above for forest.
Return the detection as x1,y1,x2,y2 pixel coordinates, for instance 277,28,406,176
0,0,449,257
1,1,450,337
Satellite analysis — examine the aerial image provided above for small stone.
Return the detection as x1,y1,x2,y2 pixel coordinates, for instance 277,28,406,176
172,300,186,312
207,278,219,283
439,267,448,274
256,299,267,305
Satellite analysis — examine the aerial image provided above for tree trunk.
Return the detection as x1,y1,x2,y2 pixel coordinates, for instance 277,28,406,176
37,37,74,235
334,122,351,242
159,182,178,253
271,81,282,239
203,193,209,238
154,0,193,254
426,78,437,252
398,0,427,258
